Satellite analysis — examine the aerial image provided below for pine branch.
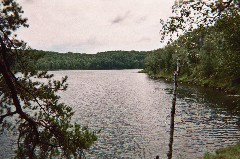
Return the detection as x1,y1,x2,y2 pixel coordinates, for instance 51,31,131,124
0,111,17,124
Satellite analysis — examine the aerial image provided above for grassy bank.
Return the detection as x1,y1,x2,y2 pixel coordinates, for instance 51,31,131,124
144,71,240,94
203,143,240,159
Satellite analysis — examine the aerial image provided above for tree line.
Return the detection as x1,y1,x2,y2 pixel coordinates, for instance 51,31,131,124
33,50,147,70
0,1,97,158
144,1,240,93
1,0,239,158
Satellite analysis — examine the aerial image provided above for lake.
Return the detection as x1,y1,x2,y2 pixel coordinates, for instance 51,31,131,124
1,69,240,159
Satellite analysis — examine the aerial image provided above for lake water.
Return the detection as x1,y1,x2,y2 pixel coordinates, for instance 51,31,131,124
1,69,240,159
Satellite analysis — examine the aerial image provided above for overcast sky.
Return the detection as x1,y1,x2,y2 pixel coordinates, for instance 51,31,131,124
16,0,175,54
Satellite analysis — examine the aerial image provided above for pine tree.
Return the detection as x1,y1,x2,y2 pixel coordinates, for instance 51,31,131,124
0,0,97,158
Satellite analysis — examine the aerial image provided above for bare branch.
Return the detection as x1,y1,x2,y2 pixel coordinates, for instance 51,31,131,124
0,111,17,124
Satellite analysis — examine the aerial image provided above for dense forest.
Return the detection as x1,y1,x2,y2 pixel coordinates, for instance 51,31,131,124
144,13,240,93
33,50,147,70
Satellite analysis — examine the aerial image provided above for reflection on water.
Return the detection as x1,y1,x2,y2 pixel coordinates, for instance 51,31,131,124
173,84,240,158
54,70,240,159
0,70,239,159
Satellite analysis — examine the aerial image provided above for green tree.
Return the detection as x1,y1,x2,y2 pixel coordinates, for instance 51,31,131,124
0,0,97,158
144,0,240,92
160,0,240,43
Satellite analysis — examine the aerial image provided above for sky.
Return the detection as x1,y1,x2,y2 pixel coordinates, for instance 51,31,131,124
16,0,175,54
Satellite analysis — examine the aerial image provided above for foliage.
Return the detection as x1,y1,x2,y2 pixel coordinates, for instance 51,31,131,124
160,0,240,43
203,143,240,159
0,0,97,158
33,50,147,70
144,0,240,93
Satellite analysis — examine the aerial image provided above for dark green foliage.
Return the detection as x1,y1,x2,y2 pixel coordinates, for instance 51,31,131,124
33,50,147,70
0,0,97,158
204,143,240,159
144,0,240,93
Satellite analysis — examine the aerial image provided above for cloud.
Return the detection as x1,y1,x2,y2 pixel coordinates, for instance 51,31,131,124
21,0,33,3
111,11,131,24
16,0,175,53
136,16,148,24
138,37,151,43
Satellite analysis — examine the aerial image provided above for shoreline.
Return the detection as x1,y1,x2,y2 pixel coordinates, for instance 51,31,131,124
140,70,240,95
